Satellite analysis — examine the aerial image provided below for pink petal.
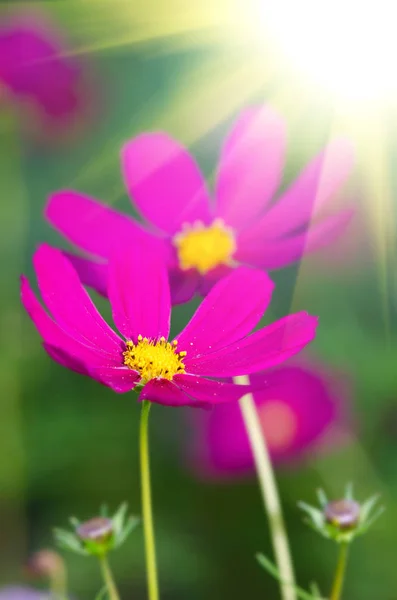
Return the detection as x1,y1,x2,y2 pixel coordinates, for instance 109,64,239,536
248,364,340,461
33,245,121,354
64,253,108,297
44,343,90,375
169,268,200,305
236,209,354,269
176,267,274,357
46,191,153,258
215,106,286,230
139,379,198,407
188,361,344,478
122,133,212,234
198,265,234,296
21,276,118,371
68,253,199,306
90,366,140,393
0,585,50,600
185,313,318,377
108,237,171,341
244,138,355,240
0,15,82,122
176,374,253,404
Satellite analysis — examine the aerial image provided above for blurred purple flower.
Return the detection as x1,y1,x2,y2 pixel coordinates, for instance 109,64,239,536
20,242,318,407
187,361,351,478
0,11,94,142
46,105,354,304
0,588,49,600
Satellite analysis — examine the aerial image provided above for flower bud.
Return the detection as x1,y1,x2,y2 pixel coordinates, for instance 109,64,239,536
54,504,139,558
76,517,113,543
324,499,360,529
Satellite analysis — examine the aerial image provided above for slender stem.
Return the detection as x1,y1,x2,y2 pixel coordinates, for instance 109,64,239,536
234,377,296,600
330,543,349,600
49,561,68,600
99,554,121,600
140,400,159,600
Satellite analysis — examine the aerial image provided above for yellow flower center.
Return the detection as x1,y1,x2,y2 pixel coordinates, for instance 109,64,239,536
258,400,297,451
123,335,186,383
173,219,236,274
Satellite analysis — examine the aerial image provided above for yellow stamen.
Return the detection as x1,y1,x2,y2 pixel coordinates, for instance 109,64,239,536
123,335,186,383
173,218,236,274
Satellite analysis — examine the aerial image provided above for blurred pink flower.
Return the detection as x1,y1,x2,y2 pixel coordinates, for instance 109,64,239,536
20,242,318,407
306,204,373,274
45,106,354,304
187,361,350,478
0,11,94,142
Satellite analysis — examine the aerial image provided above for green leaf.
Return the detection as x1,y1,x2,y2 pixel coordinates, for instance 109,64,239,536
256,554,326,600
309,581,323,599
316,489,328,509
112,503,128,537
54,529,87,555
114,515,140,549
345,482,354,501
95,585,108,600
303,518,330,539
360,494,380,523
298,502,324,529
358,506,385,534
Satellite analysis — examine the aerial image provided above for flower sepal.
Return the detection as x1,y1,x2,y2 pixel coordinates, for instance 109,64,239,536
54,503,140,558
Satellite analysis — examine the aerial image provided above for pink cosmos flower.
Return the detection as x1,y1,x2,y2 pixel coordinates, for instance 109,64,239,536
21,241,318,407
0,12,92,141
46,106,354,304
187,361,350,477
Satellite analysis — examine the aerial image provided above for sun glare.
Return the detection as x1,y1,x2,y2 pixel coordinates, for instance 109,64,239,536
255,0,397,103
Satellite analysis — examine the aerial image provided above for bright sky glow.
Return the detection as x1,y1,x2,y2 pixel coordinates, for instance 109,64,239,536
256,0,397,103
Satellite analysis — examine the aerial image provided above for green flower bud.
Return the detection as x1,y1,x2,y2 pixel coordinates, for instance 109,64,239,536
324,499,360,530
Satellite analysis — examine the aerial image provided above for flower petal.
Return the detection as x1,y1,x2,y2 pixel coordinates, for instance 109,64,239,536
236,209,354,269
139,379,199,407
185,313,318,377
0,585,49,600
248,364,339,461
43,343,90,375
197,264,234,296
21,276,118,370
90,366,140,393
244,138,354,240
33,244,122,354
176,267,274,357
46,190,152,258
215,106,286,230
0,16,81,122
122,133,212,234
108,237,171,341
169,268,200,305
187,361,343,479
64,253,108,297
175,374,252,404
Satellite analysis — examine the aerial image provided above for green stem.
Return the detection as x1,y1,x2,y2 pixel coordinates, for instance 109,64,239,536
140,400,159,600
49,562,68,600
330,543,349,600
99,555,121,600
234,377,296,600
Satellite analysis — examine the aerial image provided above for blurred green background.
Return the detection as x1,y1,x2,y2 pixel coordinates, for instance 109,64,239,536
1,1,397,598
